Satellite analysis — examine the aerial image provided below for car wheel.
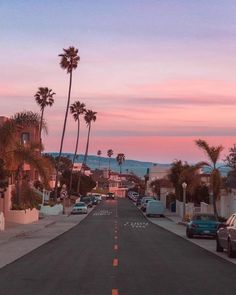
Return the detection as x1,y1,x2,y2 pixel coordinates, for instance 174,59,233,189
216,238,223,252
186,228,193,239
146,214,150,217
227,239,235,258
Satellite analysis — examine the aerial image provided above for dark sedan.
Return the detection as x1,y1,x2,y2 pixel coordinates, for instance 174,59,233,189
216,213,236,257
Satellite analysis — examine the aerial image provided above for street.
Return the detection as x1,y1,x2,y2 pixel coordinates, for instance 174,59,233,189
0,198,236,295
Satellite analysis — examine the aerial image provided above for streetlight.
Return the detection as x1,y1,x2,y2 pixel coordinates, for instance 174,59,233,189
182,182,187,221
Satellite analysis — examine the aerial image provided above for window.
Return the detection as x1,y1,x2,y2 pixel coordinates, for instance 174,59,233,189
21,132,30,144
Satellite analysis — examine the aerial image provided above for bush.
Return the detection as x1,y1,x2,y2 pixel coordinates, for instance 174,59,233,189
11,183,42,210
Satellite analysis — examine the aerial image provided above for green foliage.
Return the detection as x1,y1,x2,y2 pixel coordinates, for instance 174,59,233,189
11,183,41,210
0,159,9,190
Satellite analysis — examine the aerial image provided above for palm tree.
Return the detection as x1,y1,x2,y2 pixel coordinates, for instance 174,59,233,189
0,111,50,206
116,153,125,175
76,110,97,194
195,139,224,218
34,87,55,144
13,141,50,205
97,150,102,169
83,109,97,165
68,100,86,194
107,149,113,176
54,46,80,197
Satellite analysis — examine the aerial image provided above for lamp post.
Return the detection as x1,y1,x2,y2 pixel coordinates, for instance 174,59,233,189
182,182,187,221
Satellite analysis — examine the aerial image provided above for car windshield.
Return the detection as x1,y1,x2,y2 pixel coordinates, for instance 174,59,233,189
192,214,216,221
75,202,85,207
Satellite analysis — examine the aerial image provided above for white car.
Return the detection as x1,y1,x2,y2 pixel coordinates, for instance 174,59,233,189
71,202,88,214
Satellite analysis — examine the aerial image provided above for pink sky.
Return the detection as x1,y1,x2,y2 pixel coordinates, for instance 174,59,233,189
1,1,236,163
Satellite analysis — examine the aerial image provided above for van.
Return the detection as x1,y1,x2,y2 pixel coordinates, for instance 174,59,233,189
146,200,164,217
140,197,155,212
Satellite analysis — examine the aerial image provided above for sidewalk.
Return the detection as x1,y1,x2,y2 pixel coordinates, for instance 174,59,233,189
148,209,236,265
0,206,93,269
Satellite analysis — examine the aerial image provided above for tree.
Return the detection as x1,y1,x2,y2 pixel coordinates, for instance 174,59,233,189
195,139,224,218
224,144,236,170
13,141,51,205
0,111,50,206
54,46,80,197
97,150,102,169
107,149,113,176
76,109,97,193
116,153,125,174
68,100,86,193
168,160,189,200
34,87,55,145
83,109,97,165
0,111,47,168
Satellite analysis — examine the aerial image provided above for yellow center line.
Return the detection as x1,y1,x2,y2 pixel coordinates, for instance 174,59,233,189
112,289,119,295
113,258,119,267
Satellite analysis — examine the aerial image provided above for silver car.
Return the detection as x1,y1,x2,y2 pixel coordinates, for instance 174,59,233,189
216,213,236,257
71,202,88,214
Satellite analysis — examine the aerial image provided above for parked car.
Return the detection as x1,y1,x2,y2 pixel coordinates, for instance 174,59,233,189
80,196,93,207
216,213,236,257
186,213,219,239
146,200,164,217
106,192,115,200
140,197,155,212
136,196,144,206
71,202,88,214
128,191,139,201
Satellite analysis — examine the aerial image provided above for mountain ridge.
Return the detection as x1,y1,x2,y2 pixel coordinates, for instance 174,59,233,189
45,152,230,177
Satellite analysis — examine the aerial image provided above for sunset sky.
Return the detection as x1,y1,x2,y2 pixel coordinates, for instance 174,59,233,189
1,0,236,163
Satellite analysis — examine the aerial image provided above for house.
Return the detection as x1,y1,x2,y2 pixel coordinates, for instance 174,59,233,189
145,164,170,196
0,115,40,225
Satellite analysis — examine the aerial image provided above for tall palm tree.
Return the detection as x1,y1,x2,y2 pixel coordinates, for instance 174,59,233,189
54,46,80,197
107,149,113,177
195,139,224,218
68,100,86,193
97,150,102,169
34,87,55,144
116,153,125,175
83,110,97,165
77,110,97,194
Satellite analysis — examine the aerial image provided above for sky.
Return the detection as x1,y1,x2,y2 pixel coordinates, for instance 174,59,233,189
1,0,236,163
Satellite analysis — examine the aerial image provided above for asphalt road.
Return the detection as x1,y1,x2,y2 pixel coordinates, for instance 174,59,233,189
0,198,236,295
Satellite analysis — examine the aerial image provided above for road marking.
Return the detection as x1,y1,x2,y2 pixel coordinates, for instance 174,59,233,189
123,221,149,229
93,210,112,216
113,258,118,266
114,230,117,234
114,235,118,240
112,289,119,295
114,244,118,250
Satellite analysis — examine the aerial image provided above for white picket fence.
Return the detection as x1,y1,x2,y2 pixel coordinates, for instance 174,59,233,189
176,193,236,219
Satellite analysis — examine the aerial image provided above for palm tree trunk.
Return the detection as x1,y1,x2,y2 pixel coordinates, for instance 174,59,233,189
83,123,91,165
54,71,73,200
77,123,91,193
69,119,80,195
108,157,111,177
39,108,44,154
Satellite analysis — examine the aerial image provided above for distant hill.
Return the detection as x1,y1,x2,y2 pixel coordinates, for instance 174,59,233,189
46,152,169,177
45,152,231,178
